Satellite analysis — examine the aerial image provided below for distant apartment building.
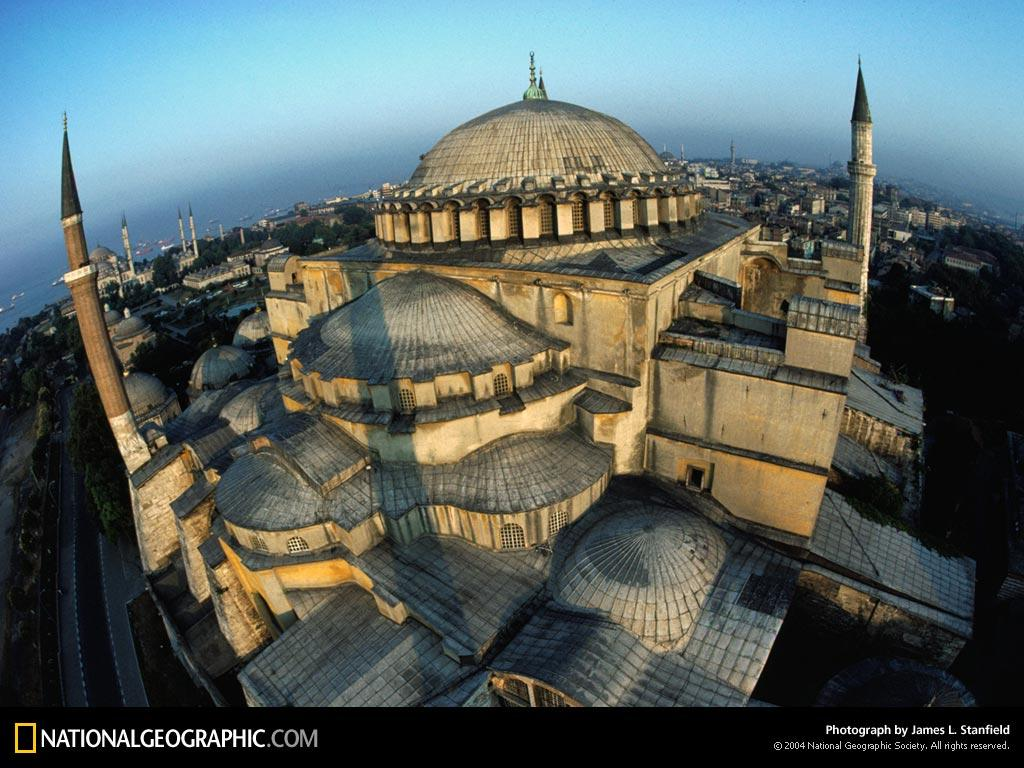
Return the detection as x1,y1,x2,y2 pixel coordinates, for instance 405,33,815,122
183,261,252,291
941,245,999,276
802,196,825,215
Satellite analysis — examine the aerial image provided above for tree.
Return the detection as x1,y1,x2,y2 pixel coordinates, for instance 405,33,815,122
68,381,132,539
152,254,179,288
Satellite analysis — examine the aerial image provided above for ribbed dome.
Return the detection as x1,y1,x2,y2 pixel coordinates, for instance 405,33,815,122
90,245,118,264
217,452,321,532
291,272,562,384
555,501,726,651
408,100,666,188
124,372,171,417
232,310,271,348
189,345,254,391
112,314,148,340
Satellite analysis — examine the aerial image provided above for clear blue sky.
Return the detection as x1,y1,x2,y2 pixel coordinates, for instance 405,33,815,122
1,0,1022,284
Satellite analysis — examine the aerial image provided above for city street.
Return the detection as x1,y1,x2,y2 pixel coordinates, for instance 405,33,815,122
57,387,148,707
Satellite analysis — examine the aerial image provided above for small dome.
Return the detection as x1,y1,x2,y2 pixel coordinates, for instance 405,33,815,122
216,452,321,532
409,100,666,189
291,272,561,384
112,314,148,340
554,501,726,651
189,345,254,391
103,307,121,327
90,245,118,265
219,380,282,434
232,310,271,348
124,372,171,417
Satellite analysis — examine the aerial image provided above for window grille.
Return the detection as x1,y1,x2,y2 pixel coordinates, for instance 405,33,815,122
399,388,416,413
500,523,526,550
571,199,586,233
494,372,511,397
250,534,268,553
549,507,569,537
497,677,530,707
536,685,568,708
603,198,615,229
477,205,490,240
632,197,642,225
286,536,310,554
539,202,554,236
507,204,522,239
450,207,461,240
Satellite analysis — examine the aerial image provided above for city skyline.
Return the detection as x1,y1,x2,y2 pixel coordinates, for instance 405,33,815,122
1,1,1022,287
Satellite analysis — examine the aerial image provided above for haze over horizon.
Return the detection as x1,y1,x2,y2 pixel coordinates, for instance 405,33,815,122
1,0,1022,305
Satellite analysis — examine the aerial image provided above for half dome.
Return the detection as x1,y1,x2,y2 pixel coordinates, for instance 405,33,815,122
291,272,562,384
124,372,171,417
554,501,726,650
408,100,666,189
189,345,254,391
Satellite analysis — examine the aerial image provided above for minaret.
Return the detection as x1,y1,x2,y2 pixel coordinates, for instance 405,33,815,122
60,117,150,473
218,223,225,241
730,138,736,168
239,227,245,245
188,202,200,261
121,212,136,279
177,208,187,256
847,59,876,340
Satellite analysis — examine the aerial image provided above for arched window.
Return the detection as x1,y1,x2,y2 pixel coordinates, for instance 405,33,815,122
494,372,511,397
553,292,573,326
286,536,310,554
496,676,531,707
602,196,615,229
500,523,526,550
250,533,268,553
549,507,569,537
570,196,587,234
476,201,490,242
538,198,555,237
506,200,523,242
398,387,416,413
535,685,568,708
448,204,461,241
631,196,642,226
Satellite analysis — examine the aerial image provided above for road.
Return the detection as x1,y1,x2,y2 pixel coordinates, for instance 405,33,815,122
57,386,148,707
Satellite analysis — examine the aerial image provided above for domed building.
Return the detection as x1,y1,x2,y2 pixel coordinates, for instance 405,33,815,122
124,371,180,428
232,308,272,349
188,345,254,392
68,58,976,709
111,308,157,365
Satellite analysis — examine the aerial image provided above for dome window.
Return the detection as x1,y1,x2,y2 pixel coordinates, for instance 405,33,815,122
398,387,416,413
571,196,587,233
631,196,642,227
549,507,569,537
602,197,615,229
539,199,555,237
494,372,511,397
553,292,573,326
496,676,531,707
476,201,490,242
500,523,526,551
507,201,523,241
250,533,268,553
286,536,310,554
448,205,461,241
535,685,568,708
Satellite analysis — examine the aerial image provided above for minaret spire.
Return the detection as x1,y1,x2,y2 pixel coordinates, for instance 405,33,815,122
188,202,200,261
847,60,876,341
61,115,82,220
121,211,136,278
58,119,150,473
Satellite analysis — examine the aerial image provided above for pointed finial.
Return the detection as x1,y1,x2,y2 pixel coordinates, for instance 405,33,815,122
60,113,82,219
188,201,193,217
523,51,548,100
852,59,872,123
529,51,536,85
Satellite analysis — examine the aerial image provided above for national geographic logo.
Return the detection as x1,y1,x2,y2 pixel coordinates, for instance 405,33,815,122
11,723,316,752
14,723,36,754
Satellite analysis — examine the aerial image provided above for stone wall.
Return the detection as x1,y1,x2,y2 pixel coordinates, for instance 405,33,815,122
840,407,919,465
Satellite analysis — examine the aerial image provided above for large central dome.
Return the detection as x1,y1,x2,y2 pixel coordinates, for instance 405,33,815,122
408,99,666,188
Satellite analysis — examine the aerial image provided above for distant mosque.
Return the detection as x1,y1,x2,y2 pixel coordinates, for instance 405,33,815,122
58,57,975,707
